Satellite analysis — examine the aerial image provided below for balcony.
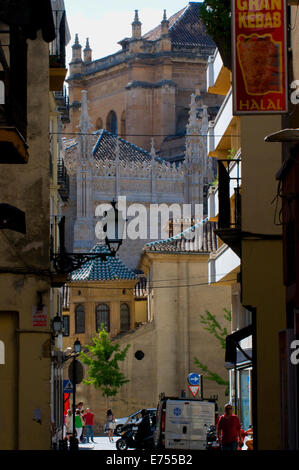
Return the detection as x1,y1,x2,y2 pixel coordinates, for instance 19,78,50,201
0,24,28,163
206,49,231,96
57,157,69,201
49,9,68,91
215,157,242,256
53,88,70,123
209,243,240,285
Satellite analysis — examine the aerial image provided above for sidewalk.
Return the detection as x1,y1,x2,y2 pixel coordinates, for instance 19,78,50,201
78,435,119,451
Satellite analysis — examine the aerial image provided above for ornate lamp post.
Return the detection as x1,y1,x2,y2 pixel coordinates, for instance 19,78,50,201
50,199,123,276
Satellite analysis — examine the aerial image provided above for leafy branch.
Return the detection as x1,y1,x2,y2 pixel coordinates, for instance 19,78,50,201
79,325,130,399
194,308,231,395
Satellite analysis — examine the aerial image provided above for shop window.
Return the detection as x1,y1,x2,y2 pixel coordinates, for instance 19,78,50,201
96,304,110,332
75,304,85,334
120,303,130,332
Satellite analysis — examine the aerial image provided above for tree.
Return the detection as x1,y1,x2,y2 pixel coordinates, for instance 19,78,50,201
194,308,231,395
79,325,130,406
199,0,232,70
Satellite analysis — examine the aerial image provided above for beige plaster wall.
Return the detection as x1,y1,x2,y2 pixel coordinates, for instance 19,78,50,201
71,253,231,432
0,33,52,449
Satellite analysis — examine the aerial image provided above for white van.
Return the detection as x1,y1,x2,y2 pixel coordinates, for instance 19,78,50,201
154,397,216,450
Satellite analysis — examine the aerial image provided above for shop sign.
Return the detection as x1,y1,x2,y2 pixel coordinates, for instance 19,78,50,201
32,306,47,327
232,0,288,114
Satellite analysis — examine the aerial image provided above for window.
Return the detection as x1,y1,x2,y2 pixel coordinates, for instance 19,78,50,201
75,304,85,334
96,304,110,332
120,303,130,332
63,315,70,336
106,110,117,134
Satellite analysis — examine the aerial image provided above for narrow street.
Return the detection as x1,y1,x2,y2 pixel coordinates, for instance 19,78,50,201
78,435,120,451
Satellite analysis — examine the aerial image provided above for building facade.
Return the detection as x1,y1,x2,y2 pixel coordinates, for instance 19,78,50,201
66,2,223,158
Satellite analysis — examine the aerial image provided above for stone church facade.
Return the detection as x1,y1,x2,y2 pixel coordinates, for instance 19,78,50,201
66,2,223,159
63,87,213,269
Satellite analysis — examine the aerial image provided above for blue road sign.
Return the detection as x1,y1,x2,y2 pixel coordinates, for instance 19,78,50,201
188,373,200,386
63,379,73,394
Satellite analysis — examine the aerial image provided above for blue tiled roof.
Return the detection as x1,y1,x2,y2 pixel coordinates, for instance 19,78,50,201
70,244,137,282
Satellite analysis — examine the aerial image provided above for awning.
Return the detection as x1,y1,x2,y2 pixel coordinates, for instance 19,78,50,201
225,324,253,367
0,0,56,43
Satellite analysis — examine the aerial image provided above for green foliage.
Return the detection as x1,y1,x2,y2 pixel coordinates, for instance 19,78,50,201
199,309,231,350
199,1,232,69
79,325,130,398
194,309,231,396
227,149,237,160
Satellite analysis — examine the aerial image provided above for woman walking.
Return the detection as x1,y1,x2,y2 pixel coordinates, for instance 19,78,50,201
75,408,85,442
64,409,74,443
106,409,116,442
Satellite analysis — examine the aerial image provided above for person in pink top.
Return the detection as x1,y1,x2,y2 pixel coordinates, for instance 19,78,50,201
83,408,95,443
216,403,242,450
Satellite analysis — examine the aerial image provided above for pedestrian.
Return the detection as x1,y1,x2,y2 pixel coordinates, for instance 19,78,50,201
216,403,242,450
76,402,85,442
75,408,85,442
64,409,74,443
83,407,95,443
105,408,116,442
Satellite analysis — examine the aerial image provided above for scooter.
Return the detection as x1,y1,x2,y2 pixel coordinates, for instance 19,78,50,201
116,423,155,451
206,425,220,450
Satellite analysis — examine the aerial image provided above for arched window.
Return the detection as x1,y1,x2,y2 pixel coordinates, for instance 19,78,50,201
96,117,103,130
75,304,85,334
106,110,117,134
120,303,130,332
96,304,110,332
120,111,126,138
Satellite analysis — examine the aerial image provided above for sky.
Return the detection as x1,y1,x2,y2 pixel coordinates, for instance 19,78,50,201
64,0,201,64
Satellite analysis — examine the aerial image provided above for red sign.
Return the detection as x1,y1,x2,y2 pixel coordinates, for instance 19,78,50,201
188,385,200,398
32,306,47,327
232,0,288,114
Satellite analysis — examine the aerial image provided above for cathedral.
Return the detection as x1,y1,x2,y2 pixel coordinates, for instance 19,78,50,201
63,2,224,269
61,3,231,423
66,2,223,159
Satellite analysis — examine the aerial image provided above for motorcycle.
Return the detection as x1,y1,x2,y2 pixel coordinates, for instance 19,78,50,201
116,423,155,451
206,425,220,450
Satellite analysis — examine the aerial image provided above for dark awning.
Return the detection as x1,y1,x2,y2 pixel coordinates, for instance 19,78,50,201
225,324,253,366
0,0,56,43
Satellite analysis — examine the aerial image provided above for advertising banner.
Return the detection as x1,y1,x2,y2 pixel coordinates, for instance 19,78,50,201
232,0,288,114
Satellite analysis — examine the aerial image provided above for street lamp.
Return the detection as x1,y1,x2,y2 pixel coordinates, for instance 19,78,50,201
51,199,123,276
52,313,63,334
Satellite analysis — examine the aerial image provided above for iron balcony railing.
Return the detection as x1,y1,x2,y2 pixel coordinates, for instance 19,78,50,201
217,158,241,230
49,10,66,68
57,157,69,201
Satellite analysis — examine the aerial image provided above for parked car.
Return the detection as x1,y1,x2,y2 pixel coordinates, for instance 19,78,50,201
114,408,157,435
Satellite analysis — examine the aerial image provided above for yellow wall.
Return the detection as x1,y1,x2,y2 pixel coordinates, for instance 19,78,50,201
241,115,286,449
0,32,52,450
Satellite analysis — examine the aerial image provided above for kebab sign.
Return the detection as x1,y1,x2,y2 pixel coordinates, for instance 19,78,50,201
232,0,288,114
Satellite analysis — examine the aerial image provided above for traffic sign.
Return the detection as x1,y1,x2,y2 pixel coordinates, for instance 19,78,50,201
187,373,200,386
68,359,84,384
63,379,73,394
188,385,200,398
